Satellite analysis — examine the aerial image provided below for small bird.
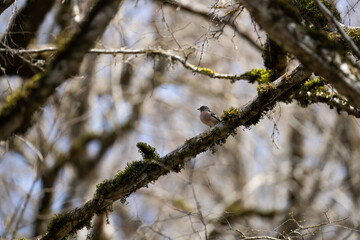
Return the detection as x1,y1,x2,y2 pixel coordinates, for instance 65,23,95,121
197,106,221,127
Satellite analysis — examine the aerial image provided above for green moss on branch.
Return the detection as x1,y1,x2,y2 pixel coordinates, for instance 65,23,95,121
239,68,274,84
136,142,160,161
221,107,241,122
295,0,341,29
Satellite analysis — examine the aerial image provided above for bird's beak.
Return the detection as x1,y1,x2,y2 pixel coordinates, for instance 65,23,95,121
197,107,200,110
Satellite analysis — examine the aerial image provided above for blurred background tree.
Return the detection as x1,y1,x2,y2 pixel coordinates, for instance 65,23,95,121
0,0,360,239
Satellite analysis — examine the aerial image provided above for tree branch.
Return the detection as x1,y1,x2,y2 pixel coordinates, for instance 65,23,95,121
0,44,275,141
0,0,14,15
294,87,360,117
313,0,360,59
42,65,311,240
0,0,56,77
0,0,125,141
0,46,263,80
157,0,262,51
241,0,360,109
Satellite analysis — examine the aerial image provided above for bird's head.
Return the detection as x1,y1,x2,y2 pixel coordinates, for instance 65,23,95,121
197,106,210,112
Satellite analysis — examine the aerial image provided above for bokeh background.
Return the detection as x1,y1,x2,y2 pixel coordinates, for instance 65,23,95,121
1,0,360,239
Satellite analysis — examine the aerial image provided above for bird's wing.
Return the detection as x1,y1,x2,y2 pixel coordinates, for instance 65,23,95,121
210,112,221,122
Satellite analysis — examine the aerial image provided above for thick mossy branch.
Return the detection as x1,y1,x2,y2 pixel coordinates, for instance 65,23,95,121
303,77,324,90
243,0,360,108
43,200,100,240
292,78,360,117
328,28,360,54
300,77,341,104
95,161,150,199
266,0,344,52
268,76,360,117
306,27,345,53
257,82,277,95
295,0,341,29
270,0,341,29
344,28,360,47
221,107,241,122
43,65,312,240
0,72,51,136
94,142,164,200
136,142,160,161
269,0,301,23
0,72,43,113
45,211,92,239
237,68,274,84
262,38,287,77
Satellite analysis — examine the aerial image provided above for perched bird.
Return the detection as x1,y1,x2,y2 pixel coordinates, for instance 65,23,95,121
197,106,221,127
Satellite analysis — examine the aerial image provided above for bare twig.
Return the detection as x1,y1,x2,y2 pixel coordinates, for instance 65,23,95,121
0,46,255,81
189,164,208,240
8,178,37,239
157,0,262,51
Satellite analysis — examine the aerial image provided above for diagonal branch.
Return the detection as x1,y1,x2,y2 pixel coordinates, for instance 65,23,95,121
241,0,360,109
0,0,56,77
42,65,311,240
0,0,125,141
0,0,14,15
313,0,360,59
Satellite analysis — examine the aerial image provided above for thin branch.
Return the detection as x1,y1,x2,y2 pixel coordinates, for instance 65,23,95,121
157,0,262,51
230,217,358,240
0,46,256,81
11,179,37,239
189,165,208,240
0,47,59,54
238,236,280,240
